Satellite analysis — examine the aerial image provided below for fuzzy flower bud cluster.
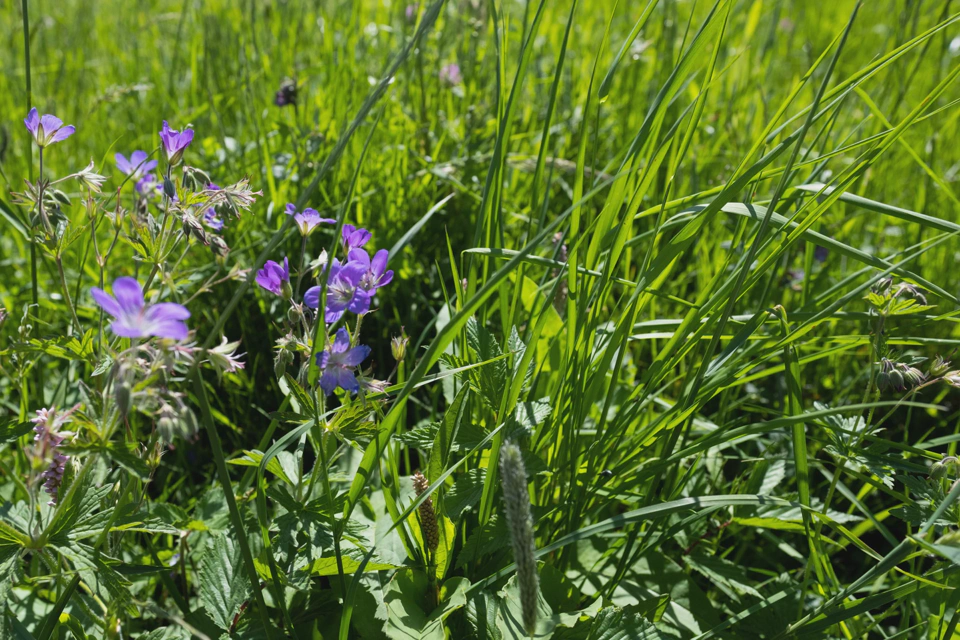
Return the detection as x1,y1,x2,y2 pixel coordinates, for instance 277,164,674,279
499,441,539,637
876,357,925,393
412,471,439,551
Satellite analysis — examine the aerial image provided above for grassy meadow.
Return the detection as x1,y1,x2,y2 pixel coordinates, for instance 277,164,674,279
2,0,960,637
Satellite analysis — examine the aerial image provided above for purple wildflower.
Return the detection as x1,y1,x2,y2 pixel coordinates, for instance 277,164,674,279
91,277,191,341
31,405,78,506
115,150,158,180
286,203,334,236
24,108,75,148
304,259,370,322
439,63,462,86
203,208,224,231
256,257,292,298
159,120,194,165
348,248,394,295
275,80,298,107
317,328,371,395
405,3,419,22
341,224,372,251
135,174,163,197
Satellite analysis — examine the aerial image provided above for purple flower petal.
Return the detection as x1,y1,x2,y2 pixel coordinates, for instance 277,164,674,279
347,291,371,314
371,250,389,277
146,318,190,341
338,261,367,285
341,345,371,367
319,370,339,395
145,302,191,322
111,277,145,316
115,153,134,175
108,318,147,339
90,287,122,318
24,108,39,134
50,125,75,143
304,286,321,309
335,368,360,394
39,114,63,133
331,328,351,353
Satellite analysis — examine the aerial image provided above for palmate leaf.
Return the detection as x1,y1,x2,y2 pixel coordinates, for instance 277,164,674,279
383,571,470,640
466,317,508,410
585,605,666,640
198,531,251,631
496,572,602,640
397,422,440,451
444,469,485,522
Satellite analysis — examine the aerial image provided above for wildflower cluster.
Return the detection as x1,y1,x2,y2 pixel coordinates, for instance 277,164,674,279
257,214,393,395
15,108,255,453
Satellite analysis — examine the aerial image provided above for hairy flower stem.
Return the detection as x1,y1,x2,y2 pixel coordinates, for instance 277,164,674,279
56,255,82,333
23,0,42,399
500,441,538,637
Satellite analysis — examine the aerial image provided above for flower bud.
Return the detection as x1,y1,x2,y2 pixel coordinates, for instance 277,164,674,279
157,403,178,443
391,331,409,362
113,364,133,418
280,279,294,300
274,348,294,380
931,461,947,480
287,304,303,325
930,356,951,378
209,235,230,257
163,177,177,200
181,213,209,245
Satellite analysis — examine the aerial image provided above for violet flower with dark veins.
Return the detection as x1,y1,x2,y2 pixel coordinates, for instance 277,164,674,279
256,257,292,298
341,224,372,251
349,248,394,295
286,203,334,236
304,259,370,322
24,108,75,148
91,277,190,340
159,120,194,165
317,328,371,395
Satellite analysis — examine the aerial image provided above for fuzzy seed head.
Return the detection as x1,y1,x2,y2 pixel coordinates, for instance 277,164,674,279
412,471,439,551
500,441,538,637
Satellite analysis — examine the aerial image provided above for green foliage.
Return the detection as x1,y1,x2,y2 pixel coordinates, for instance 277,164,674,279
2,0,960,638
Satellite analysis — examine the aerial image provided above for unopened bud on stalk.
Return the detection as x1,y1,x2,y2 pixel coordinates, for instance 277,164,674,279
274,348,294,380
209,235,230,257
412,471,439,552
163,177,177,200
391,330,409,362
287,304,303,325
930,356,952,378
500,441,538,637
113,363,133,418
931,460,948,480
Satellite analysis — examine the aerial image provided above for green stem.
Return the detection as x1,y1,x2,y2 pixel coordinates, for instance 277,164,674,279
311,389,347,596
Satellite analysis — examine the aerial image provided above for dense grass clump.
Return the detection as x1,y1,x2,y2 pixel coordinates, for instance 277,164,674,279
2,0,960,637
